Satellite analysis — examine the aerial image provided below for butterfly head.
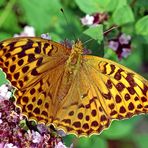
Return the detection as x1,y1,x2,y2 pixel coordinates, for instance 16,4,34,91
72,39,83,55
65,39,83,69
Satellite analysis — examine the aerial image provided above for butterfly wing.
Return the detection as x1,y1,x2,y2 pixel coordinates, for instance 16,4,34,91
53,55,148,136
0,37,148,137
84,55,148,116
0,37,69,123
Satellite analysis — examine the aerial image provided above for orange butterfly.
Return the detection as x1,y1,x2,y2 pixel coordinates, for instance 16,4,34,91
0,37,147,136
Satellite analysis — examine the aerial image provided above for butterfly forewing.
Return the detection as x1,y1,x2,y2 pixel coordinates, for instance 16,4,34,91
0,37,69,123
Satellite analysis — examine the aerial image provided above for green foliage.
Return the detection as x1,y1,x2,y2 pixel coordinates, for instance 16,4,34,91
17,0,62,34
64,134,107,148
0,69,8,85
134,134,148,148
101,116,140,139
83,25,103,43
0,0,147,148
112,5,135,25
135,16,148,36
75,0,106,14
76,136,107,148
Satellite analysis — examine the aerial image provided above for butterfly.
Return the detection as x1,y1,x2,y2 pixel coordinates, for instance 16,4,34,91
0,37,147,136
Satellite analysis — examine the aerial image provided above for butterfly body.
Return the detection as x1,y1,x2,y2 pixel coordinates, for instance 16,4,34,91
57,40,83,101
0,37,147,136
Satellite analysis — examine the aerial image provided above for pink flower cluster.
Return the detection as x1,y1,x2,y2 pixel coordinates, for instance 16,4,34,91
108,33,132,59
81,12,132,60
14,26,35,37
81,13,108,26
0,84,67,148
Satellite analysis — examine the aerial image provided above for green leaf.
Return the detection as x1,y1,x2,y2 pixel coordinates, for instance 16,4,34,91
0,0,5,6
75,0,128,14
133,35,148,45
102,0,127,12
0,32,12,40
135,15,148,36
75,0,113,14
83,25,104,56
63,134,76,147
0,70,8,85
121,23,134,35
104,48,118,61
116,0,127,8
77,137,91,148
90,136,107,148
18,0,62,34
134,134,148,148
83,25,103,43
76,136,107,148
101,116,140,139
104,0,120,12
0,10,20,34
112,5,135,25
136,0,148,9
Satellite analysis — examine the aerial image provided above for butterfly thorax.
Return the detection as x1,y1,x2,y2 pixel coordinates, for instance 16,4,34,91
56,40,83,102
66,40,83,69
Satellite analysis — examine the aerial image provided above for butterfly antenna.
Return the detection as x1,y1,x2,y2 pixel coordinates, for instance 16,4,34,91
60,8,77,41
83,38,94,45
103,25,119,36
83,25,119,45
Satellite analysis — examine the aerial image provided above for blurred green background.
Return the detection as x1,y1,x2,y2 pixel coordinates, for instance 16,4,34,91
0,0,148,148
